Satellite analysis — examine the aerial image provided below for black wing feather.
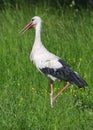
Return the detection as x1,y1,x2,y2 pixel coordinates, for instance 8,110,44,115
40,59,88,87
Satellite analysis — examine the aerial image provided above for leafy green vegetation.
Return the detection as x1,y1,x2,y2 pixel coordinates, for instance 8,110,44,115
0,4,93,130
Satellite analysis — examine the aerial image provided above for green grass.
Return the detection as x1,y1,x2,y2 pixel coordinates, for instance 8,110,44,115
0,5,93,130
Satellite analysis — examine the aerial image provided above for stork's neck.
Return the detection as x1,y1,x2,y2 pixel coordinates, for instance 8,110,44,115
32,21,46,53
34,22,42,44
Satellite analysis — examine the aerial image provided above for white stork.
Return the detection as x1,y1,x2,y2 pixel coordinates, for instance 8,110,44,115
20,16,87,107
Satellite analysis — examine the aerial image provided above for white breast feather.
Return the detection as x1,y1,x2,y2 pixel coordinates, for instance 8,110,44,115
30,41,63,71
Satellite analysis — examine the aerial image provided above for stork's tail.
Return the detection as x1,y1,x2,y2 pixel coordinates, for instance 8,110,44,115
69,72,88,88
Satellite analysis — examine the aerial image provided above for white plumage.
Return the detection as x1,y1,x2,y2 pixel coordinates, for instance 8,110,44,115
20,16,87,107
29,16,63,81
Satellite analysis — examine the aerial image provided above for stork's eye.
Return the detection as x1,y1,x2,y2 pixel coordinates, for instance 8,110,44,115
32,18,34,21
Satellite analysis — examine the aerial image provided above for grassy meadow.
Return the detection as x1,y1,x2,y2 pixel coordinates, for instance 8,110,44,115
0,4,93,130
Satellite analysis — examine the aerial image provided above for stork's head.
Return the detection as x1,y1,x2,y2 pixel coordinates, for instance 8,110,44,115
20,16,42,34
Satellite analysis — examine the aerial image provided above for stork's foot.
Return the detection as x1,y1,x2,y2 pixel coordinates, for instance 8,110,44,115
50,93,58,107
50,82,70,107
50,93,53,108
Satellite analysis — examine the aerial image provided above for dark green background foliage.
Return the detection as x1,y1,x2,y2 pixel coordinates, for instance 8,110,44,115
0,0,93,10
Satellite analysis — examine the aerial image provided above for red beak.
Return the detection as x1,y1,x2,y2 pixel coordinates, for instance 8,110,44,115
20,21,33,34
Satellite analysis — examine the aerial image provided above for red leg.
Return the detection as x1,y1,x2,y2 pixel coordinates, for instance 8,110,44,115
53,82,70,102
50,80,54,107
